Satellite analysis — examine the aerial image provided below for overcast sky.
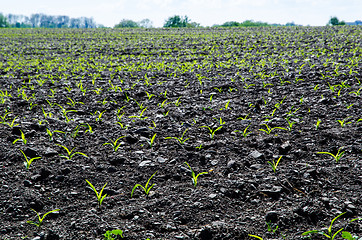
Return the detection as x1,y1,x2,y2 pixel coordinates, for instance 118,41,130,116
2,0,361,27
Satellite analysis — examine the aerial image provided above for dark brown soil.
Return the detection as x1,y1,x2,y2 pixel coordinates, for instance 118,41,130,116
0,27,361,240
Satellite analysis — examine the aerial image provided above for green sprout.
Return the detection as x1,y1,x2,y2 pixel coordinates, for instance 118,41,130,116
147,133,157,148
85,179,108,207
302,212,361,240
200,125,223,139
27,208,59,228
165,129,189,144
20,149,41,170
259,124,287,135
317,147,345,163
3,116,19,128
46,128,65,141
56,144,89,160
13,129,27,144
184,162,209,187
267,156,282,173
131,171,157,198
129,108,148,120
235,124,252,138
103,136,125,152
337,117,352,128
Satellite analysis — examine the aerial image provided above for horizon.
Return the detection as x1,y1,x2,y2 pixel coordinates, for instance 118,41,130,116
2,0,362,27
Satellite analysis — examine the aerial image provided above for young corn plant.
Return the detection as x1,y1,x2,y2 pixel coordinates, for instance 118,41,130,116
259,124,287,135
268,156,282,173
103,136,125,152
56,144,89,160
20,149,41,170
165,129,189,144
184,162,209,187
85,179,108,208
147,133,157,148
200,125,223,140
129,108,148,120
302,212,361,240
317,147,345,163
337,117,352,128
131,171,157,198
46,129,65,141
234,124,252,138
315,119,322,130
3,116,19,128
27,209,60,228
13,129,27,145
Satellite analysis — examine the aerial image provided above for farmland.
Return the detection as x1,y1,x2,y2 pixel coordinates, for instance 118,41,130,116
0,27,361,239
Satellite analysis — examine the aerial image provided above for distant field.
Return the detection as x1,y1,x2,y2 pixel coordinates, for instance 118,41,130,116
0,27,361,239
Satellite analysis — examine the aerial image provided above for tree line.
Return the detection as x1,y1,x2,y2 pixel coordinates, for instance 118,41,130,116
0,13,98,28
0,13,358,29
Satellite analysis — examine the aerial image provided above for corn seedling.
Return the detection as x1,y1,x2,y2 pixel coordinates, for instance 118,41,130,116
131,171,157,198
148,120,156,130
13,129,27,144
103,136,125,152
174,97,182,107
104,229,124,240
27,209,59,228
165,129,189,144
20,149,41,170
0,111,11,124
85,179,108,207
286,119,296,131
145,91,154,100
28,102,37,110
42,107,53,119
96,110,106,122
302,212,361,240
133,99,145,110
266,221,279,233
66,97,84,107
315,119,322,130
238,113,251,120
200,125,223,140
158,99,170,108
337,117,352,127
220,100,230,110
259,124,287,135
235,124,252,138
346,104,354,110
184,162,208,187
129,108,148,120
349,87,362,96
46,129,65,141
147,133,157,148
82,123,94,134
56,144,89,160
46,99,56,108
3,116,19,128
268,156,282,173
317,147,345,163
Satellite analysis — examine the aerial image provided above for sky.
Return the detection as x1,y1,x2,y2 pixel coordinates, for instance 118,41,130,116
1,0,361,27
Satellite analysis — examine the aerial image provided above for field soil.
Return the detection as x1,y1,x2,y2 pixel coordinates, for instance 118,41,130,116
0,27,361,240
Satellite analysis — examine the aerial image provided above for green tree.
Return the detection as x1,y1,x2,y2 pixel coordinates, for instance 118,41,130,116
164,15,199,28
0,13,9,28
328,16,346,26
114,19,140,28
